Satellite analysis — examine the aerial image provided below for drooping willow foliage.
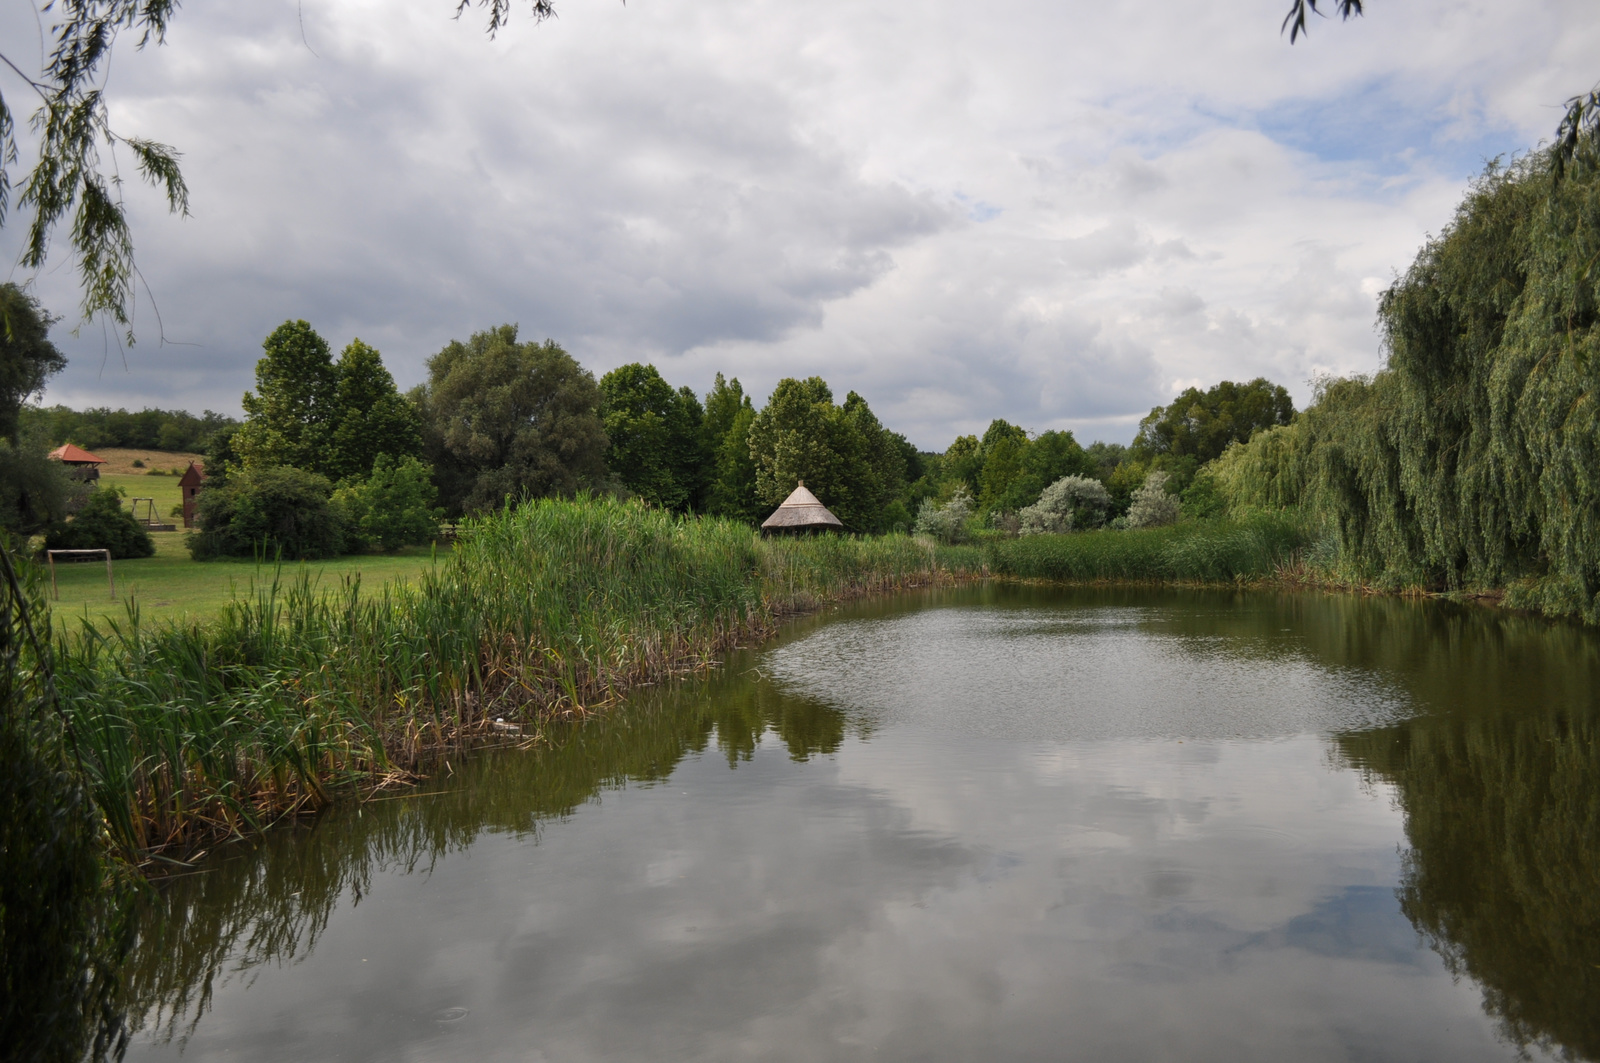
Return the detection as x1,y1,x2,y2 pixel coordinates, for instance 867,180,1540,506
1212,146,1600,622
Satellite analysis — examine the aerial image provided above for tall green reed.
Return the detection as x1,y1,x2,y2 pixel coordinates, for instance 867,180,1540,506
49,496,962,864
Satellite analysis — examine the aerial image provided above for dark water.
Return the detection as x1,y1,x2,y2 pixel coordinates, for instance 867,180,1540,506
121,586,1600,1062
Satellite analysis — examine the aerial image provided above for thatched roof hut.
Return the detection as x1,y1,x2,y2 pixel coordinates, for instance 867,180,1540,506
761,481,844,534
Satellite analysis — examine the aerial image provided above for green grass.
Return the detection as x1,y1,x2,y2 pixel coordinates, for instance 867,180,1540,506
41,530,445,630
100,472,184,520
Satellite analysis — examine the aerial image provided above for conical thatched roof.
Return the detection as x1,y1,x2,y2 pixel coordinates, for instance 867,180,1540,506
761,481,844,532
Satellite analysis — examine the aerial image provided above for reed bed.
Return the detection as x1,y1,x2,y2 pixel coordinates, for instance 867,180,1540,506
985,514,1307,583
47,497,965,864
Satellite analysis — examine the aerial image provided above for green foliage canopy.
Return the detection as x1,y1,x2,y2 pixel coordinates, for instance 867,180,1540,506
598,363,708,512
413,325,609,516
0,284,66,445
20,405,236,454
1133,377,1294,466
1211,150,1600,621
701,374,762,524
747,377,906,533
235,321,340,475
189,466,346,560
42,487,153,559
325,341,425,483
332,455,442,552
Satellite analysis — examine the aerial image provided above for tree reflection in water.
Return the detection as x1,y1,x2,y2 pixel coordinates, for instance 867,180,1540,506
118,666,852,1049
1322,603,1600,1062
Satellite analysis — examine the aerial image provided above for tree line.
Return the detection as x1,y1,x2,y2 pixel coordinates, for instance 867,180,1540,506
20,405,237,455
4,281,1302,558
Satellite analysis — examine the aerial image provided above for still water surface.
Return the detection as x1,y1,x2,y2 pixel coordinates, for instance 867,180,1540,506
124,586,1600,1062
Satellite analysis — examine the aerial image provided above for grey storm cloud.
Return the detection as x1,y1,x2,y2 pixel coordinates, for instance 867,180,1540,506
4,0,1597,446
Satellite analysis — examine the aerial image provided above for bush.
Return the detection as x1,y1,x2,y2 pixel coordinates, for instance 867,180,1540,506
42,487,154,559
189,466,346,560
913,485,974,544
1018,475,1111,534
1126,470,1180,529
332,455,443,552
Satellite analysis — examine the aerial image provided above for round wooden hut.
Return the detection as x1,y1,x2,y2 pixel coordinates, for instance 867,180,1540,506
761,481,844,535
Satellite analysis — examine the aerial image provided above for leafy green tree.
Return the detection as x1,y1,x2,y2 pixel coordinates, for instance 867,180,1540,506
1210,148,1600,620
749,376,848,517
840,390,909,532
189,465,346,560
702,374,762,523
202,424,241,489
235,321,340,474
975,420,1028,514
0,436,74,535
0,285,66,445
941,435,983,498
598,363,707,512
42,486,154,558
748,377,906,532
1132,378,1294,466
0,288,73,534
1001,430,1094,515
412,325,609,516
332,455,442,551
326,340,424,483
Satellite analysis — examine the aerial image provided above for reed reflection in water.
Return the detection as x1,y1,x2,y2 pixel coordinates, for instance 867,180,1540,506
120,587,1600,1062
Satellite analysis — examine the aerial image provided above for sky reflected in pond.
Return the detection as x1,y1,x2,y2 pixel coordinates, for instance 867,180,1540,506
122,586,1600,1062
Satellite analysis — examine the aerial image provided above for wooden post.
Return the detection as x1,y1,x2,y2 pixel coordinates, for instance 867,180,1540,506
46,549,114,601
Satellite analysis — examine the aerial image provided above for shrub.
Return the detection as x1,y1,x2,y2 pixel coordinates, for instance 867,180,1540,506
189,466,345,560
1126,470,1180,529
332,455,443,552
913,485,974,544
1018,475,1111,534
42,487,154,559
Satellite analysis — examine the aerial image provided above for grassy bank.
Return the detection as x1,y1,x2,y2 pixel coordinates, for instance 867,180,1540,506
46,497,967,865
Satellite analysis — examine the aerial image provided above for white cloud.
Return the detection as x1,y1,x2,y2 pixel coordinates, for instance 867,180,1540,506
4,0,1597,445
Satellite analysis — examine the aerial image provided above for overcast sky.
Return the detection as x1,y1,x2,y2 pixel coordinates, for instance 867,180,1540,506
4,0,1597,448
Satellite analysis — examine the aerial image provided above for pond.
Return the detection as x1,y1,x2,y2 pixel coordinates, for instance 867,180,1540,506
121,586,1600,1062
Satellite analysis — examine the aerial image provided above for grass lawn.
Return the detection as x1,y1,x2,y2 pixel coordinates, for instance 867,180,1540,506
39,531,449,631
101,473,187,525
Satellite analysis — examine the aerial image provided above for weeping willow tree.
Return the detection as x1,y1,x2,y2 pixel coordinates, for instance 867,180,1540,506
1213,144,1600,621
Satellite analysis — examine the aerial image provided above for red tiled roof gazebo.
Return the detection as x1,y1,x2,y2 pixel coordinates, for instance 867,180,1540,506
47,443,107,481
